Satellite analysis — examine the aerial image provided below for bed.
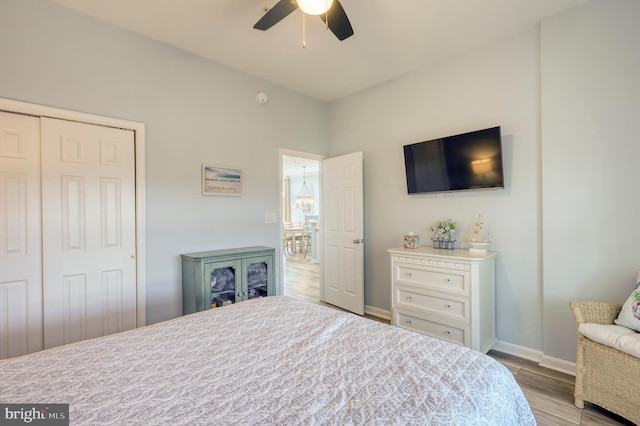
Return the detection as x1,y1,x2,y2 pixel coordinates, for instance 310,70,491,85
0,296,535,425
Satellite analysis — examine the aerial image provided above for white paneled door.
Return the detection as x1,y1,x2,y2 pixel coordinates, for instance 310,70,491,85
0,111,43,359
322,152,364,315
41,118,137,349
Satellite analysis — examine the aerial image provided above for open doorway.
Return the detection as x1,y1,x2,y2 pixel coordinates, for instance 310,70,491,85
281,153,321,304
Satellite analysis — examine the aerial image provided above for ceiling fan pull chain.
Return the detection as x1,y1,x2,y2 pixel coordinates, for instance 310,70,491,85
325,0,329,30
302,12,306,48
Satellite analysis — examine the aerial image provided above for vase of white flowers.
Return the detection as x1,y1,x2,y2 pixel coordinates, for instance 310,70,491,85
431,220,456,250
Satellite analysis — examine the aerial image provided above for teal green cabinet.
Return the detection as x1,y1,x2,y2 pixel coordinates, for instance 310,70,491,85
181,246,275,315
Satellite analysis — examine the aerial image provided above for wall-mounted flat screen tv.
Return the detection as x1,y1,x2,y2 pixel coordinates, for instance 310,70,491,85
403,126,504,194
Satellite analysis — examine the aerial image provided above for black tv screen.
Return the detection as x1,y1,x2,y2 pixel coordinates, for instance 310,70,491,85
403,126,504,194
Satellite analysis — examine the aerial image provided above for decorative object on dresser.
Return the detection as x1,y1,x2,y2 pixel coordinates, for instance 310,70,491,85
468,213,491,254
403,232,420,249
388,246,497,353
181,246,275,315
430,219,457,250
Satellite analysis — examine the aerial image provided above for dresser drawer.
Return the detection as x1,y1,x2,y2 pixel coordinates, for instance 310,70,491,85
393,309,469,347
393,285,469,324
392,262,469,297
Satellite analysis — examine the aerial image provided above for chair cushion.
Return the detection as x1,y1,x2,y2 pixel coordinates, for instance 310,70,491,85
614,280,640,332
579,323,640,359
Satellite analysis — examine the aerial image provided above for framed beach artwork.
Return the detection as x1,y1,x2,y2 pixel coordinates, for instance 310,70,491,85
202,164,242,196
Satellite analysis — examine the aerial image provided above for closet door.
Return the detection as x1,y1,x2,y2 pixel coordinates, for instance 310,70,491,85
41,118,137,349
0,112,42,359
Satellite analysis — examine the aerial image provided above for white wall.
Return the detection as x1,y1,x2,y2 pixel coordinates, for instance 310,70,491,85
328,0,640,362
541,0,640,361
0,0,328,324
328,29,543,350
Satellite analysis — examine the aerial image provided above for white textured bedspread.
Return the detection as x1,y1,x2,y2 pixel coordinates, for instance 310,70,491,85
1,296,535,425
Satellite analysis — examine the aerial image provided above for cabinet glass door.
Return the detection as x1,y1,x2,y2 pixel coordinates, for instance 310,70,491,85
245,256,272,299
207,260,241,308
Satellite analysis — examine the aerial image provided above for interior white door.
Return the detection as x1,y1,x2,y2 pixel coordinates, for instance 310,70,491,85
322,151,364,315
41,118,137,349
0,111,43,359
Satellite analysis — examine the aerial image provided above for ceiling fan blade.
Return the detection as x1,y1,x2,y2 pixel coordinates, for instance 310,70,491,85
320,1,354,41
253,0,299,31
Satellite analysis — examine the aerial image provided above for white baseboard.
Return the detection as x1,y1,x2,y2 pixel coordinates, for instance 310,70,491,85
365,305,391,321
492,340,543,363
539,354,576,376
492,340,576,376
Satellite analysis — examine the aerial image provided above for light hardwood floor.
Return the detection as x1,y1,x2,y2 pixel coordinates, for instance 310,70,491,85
282,252,633,426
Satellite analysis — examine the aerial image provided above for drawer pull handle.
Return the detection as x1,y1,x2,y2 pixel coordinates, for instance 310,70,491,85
445,278,451,282
446,304,451,308
407,273,412,277
406,320,412,325
407,296,412,300
445,331,451,335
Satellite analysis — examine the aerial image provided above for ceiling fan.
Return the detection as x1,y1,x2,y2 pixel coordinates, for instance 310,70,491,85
253,0,354,41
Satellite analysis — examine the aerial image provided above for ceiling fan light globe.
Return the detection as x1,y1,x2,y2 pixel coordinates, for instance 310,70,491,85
296,0,334,15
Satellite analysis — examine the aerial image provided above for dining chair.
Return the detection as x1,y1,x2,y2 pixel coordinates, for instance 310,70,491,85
283,222,295,254
303,215,318,258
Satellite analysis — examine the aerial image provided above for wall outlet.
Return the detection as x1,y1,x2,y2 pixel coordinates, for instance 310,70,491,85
265,212,277,223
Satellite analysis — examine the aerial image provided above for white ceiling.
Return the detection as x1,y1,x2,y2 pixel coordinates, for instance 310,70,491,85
48,0,589,102
283,155,319,178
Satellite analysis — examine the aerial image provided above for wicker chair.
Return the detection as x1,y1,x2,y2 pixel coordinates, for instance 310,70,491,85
570,301,640,424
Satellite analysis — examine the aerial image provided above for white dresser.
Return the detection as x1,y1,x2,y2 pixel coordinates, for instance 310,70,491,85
388,247,497,353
